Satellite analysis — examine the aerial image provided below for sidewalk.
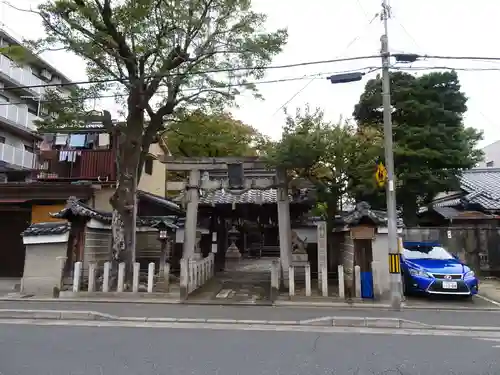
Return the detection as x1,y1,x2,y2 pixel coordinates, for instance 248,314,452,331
2,300,500,328
478,278,500,305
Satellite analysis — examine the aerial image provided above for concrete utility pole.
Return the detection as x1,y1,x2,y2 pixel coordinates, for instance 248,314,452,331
380,0,402,310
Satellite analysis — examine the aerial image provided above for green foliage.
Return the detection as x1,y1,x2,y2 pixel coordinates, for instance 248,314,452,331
267,105,383,220
353,70,484,224
31,0,287,117
29,0,288,184
162,110,269,157
35,86,107,131
0,45,34,65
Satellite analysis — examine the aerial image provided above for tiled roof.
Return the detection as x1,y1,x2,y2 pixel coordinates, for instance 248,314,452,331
22,222,71,237
458,168,500,210
175,188,313,205
432,207,499,220
137,190,182,213
51,197,179,229
338,201,404,227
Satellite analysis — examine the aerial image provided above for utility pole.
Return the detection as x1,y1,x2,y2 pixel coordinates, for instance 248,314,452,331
380,0,402,310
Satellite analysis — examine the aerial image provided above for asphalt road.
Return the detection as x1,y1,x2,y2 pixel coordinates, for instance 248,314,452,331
2,300,500,327
1,323,498,375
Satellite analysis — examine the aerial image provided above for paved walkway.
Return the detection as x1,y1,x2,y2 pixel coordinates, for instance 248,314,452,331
188,258,274,304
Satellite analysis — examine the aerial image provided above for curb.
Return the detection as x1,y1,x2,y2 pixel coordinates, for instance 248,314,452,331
2,297,500,312
2,309,500,332
0,309,116,321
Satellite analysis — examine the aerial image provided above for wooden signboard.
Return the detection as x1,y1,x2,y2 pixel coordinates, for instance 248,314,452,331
350,225,375,240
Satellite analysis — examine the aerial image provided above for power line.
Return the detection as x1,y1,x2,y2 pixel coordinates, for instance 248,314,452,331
1,63,498,108
271,11,381,116
1,63,499,108
394,66,500,72
0,55,381,92
0,66,383,106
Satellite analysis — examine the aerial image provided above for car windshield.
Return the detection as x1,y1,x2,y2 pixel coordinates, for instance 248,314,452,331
403,245,454,260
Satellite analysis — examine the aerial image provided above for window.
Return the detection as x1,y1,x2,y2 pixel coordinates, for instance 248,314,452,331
0,94,9,103
144,156,154,175
27,106,38,115
403,245,454,260
24,145,34,153
487,161,494,167
0,136,5,144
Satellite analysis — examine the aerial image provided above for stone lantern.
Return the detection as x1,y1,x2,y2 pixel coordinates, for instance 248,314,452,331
226,225,241,259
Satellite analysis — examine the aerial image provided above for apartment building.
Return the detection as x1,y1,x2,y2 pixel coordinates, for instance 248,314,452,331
0,28,72,175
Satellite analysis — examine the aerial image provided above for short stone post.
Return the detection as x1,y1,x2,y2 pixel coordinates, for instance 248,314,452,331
288,266,295,297
132,262,140,293
88,263,96,292
56,256,67,290
164,263,170,292
201,259,206,284
189,261,195,292
147,262,155,293
117,262,125,292
338,265,345,299
371,261,379,299
180,258,189,300
210,254,215,276
354,265,361,298
73,262,82,292
270,259,280,301
321,265,328,297
305,262,312,297
102,262,110,292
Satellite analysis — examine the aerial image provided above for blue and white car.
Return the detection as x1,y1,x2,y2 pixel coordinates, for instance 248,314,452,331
401,241,479,296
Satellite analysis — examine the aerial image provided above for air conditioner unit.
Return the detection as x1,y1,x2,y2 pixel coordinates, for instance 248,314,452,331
40,69,52,80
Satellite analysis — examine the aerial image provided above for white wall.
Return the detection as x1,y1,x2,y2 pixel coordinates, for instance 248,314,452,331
21,242,67,295
477,140,500,168
371,234,390,299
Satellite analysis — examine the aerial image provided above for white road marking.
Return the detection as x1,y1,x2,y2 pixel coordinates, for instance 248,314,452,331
474,337,500,348
476,294,500,307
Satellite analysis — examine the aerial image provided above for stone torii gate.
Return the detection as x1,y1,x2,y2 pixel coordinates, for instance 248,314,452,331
158,156,293,280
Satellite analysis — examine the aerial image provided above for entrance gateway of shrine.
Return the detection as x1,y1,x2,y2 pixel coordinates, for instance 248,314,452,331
159,155,396,300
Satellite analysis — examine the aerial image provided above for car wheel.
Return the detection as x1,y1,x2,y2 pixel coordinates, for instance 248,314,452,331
402,275,411,296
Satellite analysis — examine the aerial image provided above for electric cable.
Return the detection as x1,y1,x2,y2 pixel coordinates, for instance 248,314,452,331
271,11,381,116
0,66,382,106
0,55,381,92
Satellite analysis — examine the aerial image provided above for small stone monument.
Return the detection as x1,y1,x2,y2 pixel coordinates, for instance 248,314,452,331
291,230,308,264
192,231,203,260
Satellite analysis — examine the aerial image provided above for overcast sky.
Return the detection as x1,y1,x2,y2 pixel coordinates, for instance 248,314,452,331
2,0,499,147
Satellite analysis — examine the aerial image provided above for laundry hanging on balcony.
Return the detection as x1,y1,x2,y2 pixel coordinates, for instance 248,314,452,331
59,150,81,162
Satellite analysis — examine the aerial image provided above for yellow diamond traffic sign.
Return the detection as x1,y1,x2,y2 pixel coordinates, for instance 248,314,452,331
375,162,387,187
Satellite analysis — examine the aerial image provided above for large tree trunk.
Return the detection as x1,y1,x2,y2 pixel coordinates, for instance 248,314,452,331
109,109,144,287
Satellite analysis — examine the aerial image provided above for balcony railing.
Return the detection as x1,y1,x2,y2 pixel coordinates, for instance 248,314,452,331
0,102,39,131
0,143,35,169
36,149,116,181
0,54,46,96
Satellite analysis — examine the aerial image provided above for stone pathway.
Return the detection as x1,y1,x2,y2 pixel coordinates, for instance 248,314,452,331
188,258,274,304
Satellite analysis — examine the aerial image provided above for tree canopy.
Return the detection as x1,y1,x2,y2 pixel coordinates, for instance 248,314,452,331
353,70,483,224
267,106,383,221
163,110,269,157
19,0,288,267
